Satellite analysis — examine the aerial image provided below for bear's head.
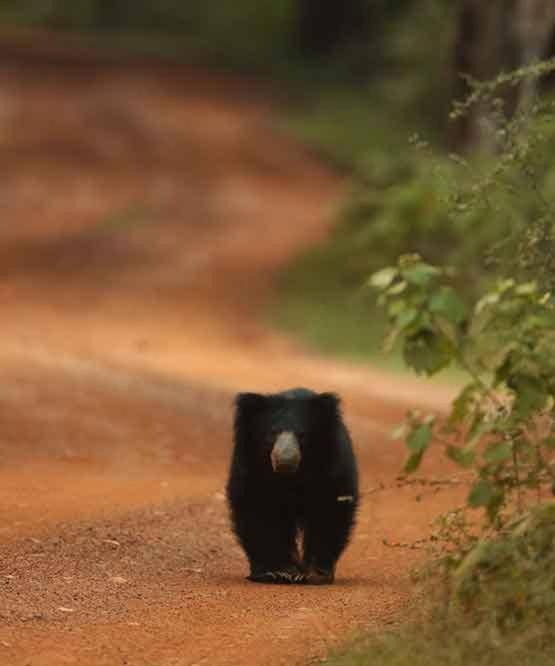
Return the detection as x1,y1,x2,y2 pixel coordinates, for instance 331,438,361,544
234,389,339,477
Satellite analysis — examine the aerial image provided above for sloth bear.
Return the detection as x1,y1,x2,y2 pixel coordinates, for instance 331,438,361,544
226,388,358,584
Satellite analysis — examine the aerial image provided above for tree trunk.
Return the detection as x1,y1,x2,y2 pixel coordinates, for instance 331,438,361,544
451,0,555,151
296,0,367,58
515,0,555,109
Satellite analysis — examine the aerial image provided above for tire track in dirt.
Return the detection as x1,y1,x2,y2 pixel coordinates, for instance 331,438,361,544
0,42,460,665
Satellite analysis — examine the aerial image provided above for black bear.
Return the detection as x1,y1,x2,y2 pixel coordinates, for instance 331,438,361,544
226,388,358,584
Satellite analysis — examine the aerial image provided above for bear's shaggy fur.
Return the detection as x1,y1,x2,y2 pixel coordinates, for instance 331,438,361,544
226,388,358,584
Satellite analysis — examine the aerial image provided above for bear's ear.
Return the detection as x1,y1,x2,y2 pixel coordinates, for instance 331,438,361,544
313,392,340,419
234,393,268,446
235,392,268,418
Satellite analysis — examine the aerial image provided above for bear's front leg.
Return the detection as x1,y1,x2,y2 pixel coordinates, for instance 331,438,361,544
302,495,357,585
231,502,304,583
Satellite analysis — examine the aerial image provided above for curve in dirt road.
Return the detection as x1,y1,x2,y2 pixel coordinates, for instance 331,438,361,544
0,45,460,666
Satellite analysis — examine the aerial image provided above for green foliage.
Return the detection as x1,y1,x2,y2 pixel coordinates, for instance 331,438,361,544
364,80,555,665
323,57,555,666
323,59,555,305
333,59,555,666
324,506,555,666
279,0,456,170
325,615,555,666
373,255,555,528
452,504,555,639
280,92,411,171
378,0,456,136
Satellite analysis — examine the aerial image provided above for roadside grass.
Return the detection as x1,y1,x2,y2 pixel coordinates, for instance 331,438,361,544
276,87,412,172
271,249,395,368
324,506,555,666
323,620,555,666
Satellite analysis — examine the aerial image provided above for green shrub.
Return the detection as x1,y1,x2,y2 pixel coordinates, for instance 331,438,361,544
342,61,555,666
453,504,555,641
346,108,555,298
369,64,555,533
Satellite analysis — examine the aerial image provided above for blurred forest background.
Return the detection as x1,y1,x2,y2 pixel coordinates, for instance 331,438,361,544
2,1,554,150
0,1,458,161
1,0,555,361
2,4,555,666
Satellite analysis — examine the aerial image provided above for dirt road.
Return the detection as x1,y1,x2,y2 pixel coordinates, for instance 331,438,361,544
0,44,460,665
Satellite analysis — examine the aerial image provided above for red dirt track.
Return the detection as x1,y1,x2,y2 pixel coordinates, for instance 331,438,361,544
0,42,460,665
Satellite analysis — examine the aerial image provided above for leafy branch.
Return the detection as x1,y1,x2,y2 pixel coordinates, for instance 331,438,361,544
370,255,555,531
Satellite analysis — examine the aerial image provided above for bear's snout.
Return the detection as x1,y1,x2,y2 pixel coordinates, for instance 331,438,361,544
271,431,301,474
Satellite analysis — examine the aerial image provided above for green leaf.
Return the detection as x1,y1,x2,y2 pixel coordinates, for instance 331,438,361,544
403,330,452,376
498,279,516,293
387,280,407,295
401,263,440,287
395,307,419,329
406,423,432,453
468,479,496,508
515,281,537,296
447,445,475,468
388,299,407,317
475,291,500,315
511,374,548,418
404,449,425,474
429,287,467,325
484,441,513,464
433,315,460,346
448,383,479,427
369,267,397,290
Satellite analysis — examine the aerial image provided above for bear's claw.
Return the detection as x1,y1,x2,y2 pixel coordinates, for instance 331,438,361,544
247,569,306,584
304,567,335,585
